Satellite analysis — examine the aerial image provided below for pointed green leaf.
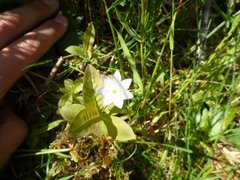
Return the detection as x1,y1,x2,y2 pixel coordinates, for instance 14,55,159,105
82,22,95,58
65,45,83,56
83,65,101,108
226,128,240,148
103,115,118,140
63,79,74,91
75,121,108,137
223,107,237,130
72,78,83,94
29,120,64,137
199,108,210,130
211,109,223,136
58,94,73,107
116,30,143,93
60,78,83,95
169,12,176,51
68,107,104,136
59,104,85,122
58,78,83,107
105,116,136,141
192,90,204,103
108,0,126,10
114,8,141,42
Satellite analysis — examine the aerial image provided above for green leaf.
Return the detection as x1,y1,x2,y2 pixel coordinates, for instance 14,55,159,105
210,106,236,136
72,78,83,94
192,90,204,103
169,12,177,51
105,116,136,141
82,22,95,58
198,108,210,130
116,30,143,93
24,59,53,69
63,79,74,91
83,65,101,108
61,78,83,94
226,128,240,148
59,104,85,122
108,0,126,10
211,109,223,136
103,115,118,139
114,8,141,42
29,120,64,137
58,94,73,107
74,121,108,137
68,107,104,136
65,45,83,56
222,107,237,130
58,78,83,107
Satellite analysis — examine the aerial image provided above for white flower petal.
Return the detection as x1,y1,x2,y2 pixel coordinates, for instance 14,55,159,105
103,94,113,106
97,88,103,95
113,70,121,81
121,79,132,89
97,82,109,95
101,75,111,85
120,89,133,100
125,90,133,99
113,98,124,108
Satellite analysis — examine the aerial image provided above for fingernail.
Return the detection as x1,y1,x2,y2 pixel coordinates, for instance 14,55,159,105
54,13,68,26
42,0,57,6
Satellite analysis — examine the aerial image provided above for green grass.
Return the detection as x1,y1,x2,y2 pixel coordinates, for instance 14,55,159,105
1,0,240,179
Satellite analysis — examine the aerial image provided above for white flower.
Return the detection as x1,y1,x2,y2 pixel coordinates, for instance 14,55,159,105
97,70,133,109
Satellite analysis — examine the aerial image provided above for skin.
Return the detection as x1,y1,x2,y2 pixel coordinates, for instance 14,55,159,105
0,0,68,167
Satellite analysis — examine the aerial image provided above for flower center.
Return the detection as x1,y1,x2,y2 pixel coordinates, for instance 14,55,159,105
111,88,117,94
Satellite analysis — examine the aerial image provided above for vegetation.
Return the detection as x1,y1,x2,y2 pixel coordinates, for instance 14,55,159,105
1,0,240,179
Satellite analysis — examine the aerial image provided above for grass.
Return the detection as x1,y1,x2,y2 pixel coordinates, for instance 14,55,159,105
1,0,240,179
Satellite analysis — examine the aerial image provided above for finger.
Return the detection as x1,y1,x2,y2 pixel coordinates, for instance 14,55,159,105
0,13,68,99
0,108,28,167
0,0,59,49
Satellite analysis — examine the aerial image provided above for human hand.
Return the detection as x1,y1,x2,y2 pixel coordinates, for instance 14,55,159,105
0,0,68,167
